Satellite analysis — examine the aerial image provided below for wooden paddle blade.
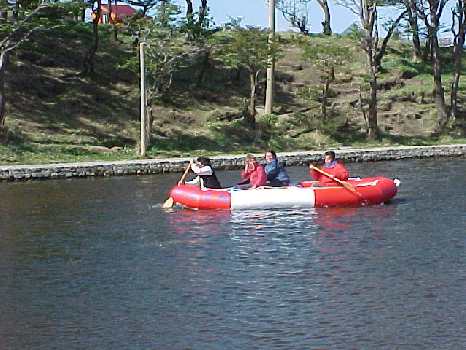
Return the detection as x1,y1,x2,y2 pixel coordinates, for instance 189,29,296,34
162,197,175,209
161,164,190,209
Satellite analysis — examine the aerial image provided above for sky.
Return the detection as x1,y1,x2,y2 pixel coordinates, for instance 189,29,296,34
92,0,456,38
170,0,456,37
172,0,360,33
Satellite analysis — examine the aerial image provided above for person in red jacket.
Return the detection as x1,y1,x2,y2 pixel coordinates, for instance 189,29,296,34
238,154,267,189
309,150,349,186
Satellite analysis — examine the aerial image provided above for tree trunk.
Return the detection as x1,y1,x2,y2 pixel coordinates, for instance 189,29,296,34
265,0,275,114
451,65,461,124
366,38,379,139
186,0,194,25
322,80,329,120
317,0,332,35
160,1,168,27
321,66,334,120
374,10,407,72
196,48,210,86
0,52,8,137
81,0,86,22
450,0,466,123
108,0,118,41
361,0,379,139
113,26,118,41
367,72,378,139
423,35,432,61
14,0,19,20
112,0,118,41
248,71,258,128
406,0,422,60
234,68,241,84
431,33,449,132
108,0,112,24
82,0,101,75
198,0,208,27
296,17,309,34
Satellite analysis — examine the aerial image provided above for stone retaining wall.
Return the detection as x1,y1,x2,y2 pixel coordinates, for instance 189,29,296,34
1,144,465,182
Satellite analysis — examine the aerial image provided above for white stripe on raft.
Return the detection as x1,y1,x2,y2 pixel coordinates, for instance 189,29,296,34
230,187,315,209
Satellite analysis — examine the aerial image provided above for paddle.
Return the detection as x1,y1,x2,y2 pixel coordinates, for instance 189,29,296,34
162,163,191,209
310,165,364,201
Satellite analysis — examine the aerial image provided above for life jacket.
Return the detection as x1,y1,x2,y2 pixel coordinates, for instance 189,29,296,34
265,159,290,184
199,169,221,189
310,160,349,186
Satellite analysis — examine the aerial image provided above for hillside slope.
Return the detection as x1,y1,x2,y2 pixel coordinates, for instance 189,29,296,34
1,26,465,164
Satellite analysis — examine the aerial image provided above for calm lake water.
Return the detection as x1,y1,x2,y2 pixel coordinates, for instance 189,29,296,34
0,158,465,349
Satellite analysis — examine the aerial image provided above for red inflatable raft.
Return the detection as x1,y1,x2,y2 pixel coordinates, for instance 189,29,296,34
169,176,399,210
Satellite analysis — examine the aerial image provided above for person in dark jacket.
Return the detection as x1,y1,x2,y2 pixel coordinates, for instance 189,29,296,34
264,150,290,187
181,157,222,189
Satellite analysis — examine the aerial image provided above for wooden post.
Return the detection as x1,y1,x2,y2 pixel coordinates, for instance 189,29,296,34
139,42,147,157
265,0,275,115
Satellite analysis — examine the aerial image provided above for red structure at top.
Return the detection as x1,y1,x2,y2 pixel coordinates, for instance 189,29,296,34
97,4,136,24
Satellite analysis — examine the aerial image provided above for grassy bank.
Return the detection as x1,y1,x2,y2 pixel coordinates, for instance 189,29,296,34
1,24,465,165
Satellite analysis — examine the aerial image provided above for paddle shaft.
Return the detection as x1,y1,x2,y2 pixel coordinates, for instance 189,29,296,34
311,165,363,199
178,163,191,184
162,163,191,208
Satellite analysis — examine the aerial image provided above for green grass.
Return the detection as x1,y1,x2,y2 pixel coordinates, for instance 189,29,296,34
1,129,464,165
0,142,137,165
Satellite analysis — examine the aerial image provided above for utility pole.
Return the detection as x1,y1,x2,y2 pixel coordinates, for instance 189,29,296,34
139,41,147,157
265,0,275,114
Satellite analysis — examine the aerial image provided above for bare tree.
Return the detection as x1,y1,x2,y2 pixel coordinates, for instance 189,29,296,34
198,0,208,25
0,3,48,138
277,0,332,35
81,0,87,22
276,0,311,34
265,0,276,114
417,0,450,133
316,0,332,35
108,0,118,41
185,0,208,38
214,27,281,128
337,0,406,139
183,0,213,88
186,0,194,25
127,0,160,16
301,40,350,119
404,0,423,59
82,0,102,75
389,0,423,60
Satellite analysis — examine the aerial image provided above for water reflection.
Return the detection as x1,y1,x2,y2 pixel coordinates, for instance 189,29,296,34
164,205,398,287
165,209,231,237
166,204,397,242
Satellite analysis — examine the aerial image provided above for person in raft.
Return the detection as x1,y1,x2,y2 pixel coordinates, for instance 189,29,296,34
264,150,290,187
180,157,222,189
309,150,349,186
237,154,267,189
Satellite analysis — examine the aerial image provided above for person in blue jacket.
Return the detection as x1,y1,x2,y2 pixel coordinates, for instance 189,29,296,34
264,150,290,187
